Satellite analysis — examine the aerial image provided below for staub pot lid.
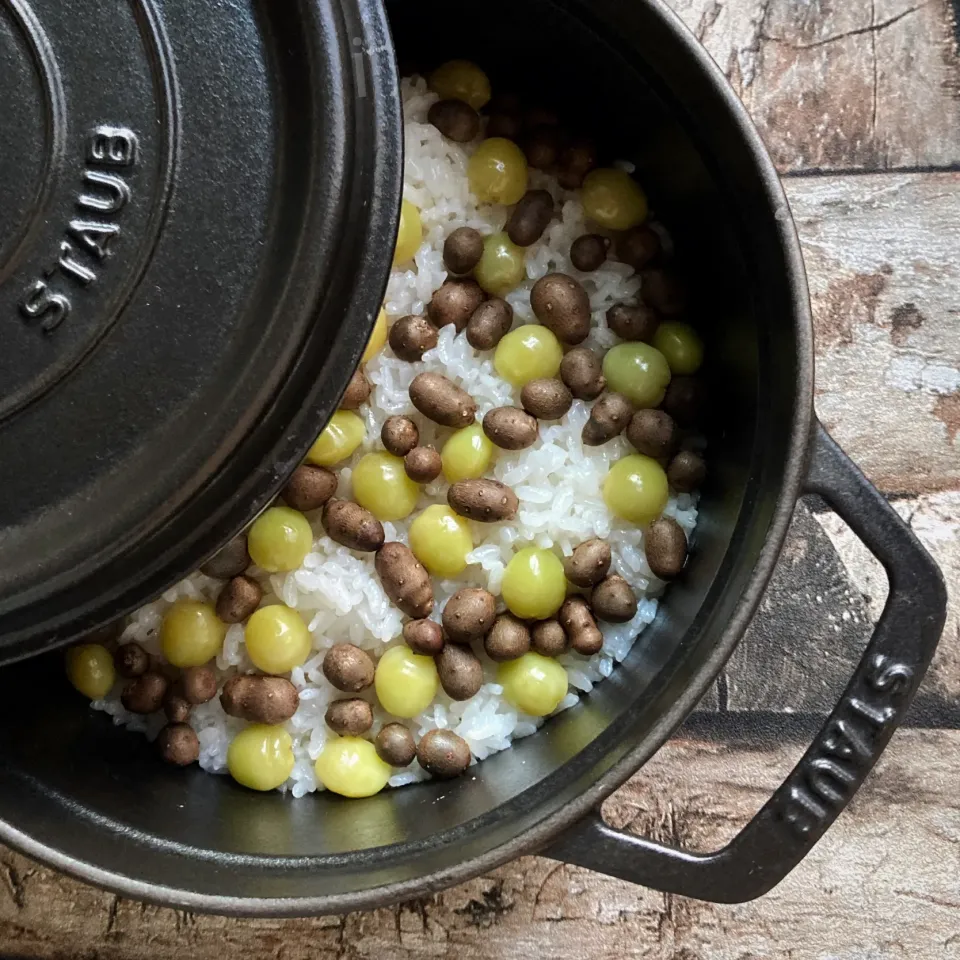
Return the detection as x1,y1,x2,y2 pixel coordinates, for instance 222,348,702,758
0,0,402,663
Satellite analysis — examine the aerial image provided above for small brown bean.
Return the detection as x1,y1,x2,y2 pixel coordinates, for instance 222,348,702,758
428,99,481,142
381,416,419,457
591,575,638,624
520,378,572,420
221,675,300,724
409,372,478,428
181,665,218,705
417,729,471,779
505,190,554,247
122,672,168,714
325,698,374,736
466,298,513,351
216,575,262,624
617,225,661,271
375,542,435,618
606,302,659,342
570,234,609,272
486,109,522,140
524,105,559,129
442,587,497,645
157,723,200,766
389,315,438,362
531,273,591,345
560,346,606,400
403,619,445,655
340,368,372,410
443,227,484,275
559,597,603,655
640,267,686,315
557,138,598,190
564,539,612,588
404,446,443,483
667,451,706,493
582,393,634,446
376,723,417,767
447,479,519,523
626,409,678,459
531,619,569,657
163,692,191,724
322,499,385,552
646,517,688,580
282,464,338,512
114,642,149,679
661,377,705,427
484,614,531,662
200,536,250,579
436,644,484,701
323,644,376,693
482,406,539,450
427,279,485,332
522,125,562,170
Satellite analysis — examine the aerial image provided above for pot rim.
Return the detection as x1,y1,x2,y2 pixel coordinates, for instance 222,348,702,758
0,0,814,916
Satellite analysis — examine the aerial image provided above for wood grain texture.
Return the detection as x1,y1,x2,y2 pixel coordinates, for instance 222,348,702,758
1,729,958,959
788,172,960,494
667,0,960,172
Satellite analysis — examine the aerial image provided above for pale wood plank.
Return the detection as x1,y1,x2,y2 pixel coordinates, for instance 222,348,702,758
665,0,960,172
1,729,957,958
786,171,960,494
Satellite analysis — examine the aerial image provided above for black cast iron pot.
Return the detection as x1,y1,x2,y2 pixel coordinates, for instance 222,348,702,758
0,0,946,913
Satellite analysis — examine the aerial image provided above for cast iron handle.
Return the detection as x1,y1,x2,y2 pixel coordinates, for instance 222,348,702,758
547,422,947,903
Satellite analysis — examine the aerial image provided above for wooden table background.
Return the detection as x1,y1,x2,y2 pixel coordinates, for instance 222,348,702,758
3,1,959,956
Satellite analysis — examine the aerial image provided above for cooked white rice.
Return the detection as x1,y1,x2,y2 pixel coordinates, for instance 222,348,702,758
92,76,699,796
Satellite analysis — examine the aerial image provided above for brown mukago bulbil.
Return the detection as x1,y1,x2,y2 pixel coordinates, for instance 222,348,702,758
482,406,539,450
466,298,513,351
436,644,484,701
428,99,481,142
375,542,435,618
389,315,438,362
376,723,417,767
484,614,531,662
157,723,200,767
560,346,605,400
531,619,569,657
506,189,554,247
582,393,634,446
381,416,420,457
340,368,372,409
591,575,638,624
200,535,250,579
114,642,149,679
442,587,497,644
520,378,572,420
221,675,300,725
531,273,591,344
322,499,385,553
325,698,374,736
559,597,603,655
427,279,485,332
563,538,612,588
323,643,376,693
181,665,217,704
403,619,445,655
417,729,472,780
606,302,659,342
645,517,689,580
626,409,678,460
122,672,168,715
404,446,443,483
282,464,338,512
447,478,519,522
216,575,262,624
409,372,478,428
443,226,485,276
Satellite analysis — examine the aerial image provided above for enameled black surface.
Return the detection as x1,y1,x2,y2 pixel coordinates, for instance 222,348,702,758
0,0,402,660
0,0,942,915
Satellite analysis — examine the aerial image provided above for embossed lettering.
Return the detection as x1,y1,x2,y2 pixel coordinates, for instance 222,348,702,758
67,221,120,260
19,124,136,335
87,126,138,167
821,718,872,761
79,170,131,214
866,655,912,695
58,242,96,286
777,655,914,841
20,281,71,333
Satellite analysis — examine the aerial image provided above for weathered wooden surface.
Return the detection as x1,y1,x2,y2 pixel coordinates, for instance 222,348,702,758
1,0,958,955
2,729,959,959
670,0,960,172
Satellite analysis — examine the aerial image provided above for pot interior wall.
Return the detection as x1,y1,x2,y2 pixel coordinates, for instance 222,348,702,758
0,0,804,906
